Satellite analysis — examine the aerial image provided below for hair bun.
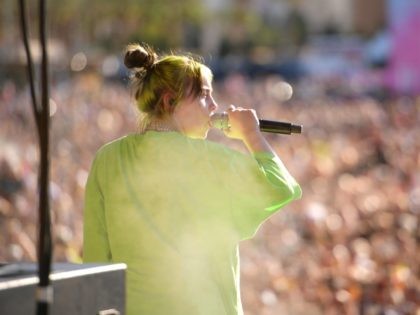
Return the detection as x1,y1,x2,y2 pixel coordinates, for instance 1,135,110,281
124,44,156,70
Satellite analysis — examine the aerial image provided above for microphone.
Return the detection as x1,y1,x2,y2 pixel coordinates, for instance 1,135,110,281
210,112,302,135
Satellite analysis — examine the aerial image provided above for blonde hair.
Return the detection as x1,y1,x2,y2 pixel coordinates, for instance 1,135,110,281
124,43,212,122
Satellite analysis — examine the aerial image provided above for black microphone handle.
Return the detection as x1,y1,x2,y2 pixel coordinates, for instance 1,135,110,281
259,119,302,134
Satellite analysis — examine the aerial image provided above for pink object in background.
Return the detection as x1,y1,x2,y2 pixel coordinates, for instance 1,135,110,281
386,0,420,95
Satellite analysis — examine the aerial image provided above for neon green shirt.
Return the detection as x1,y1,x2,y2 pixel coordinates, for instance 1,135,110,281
83,131,301,315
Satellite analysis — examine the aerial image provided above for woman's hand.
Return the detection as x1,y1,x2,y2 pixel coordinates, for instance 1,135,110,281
223,105,274,154
223,105,260,140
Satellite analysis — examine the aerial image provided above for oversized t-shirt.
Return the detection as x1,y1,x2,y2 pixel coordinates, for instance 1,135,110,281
83,131,301,315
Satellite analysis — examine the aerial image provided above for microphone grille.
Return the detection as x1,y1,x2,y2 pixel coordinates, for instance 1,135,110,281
210,112,229,130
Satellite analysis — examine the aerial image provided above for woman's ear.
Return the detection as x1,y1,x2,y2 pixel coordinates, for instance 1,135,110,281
162,92,175,113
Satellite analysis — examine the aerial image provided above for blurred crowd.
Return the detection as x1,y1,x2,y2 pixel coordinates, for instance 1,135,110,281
0,72,418,315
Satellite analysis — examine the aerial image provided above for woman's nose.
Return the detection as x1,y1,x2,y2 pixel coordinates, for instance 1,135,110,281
210,98,218,112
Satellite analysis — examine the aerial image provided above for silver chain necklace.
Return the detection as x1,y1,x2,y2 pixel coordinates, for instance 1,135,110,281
142,119,178,133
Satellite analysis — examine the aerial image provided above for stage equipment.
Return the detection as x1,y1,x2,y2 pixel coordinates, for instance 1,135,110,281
0,263,126,315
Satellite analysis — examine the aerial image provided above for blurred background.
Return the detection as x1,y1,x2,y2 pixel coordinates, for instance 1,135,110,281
0,0,419,314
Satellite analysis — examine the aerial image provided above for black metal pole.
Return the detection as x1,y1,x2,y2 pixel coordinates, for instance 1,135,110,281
36,0,53,313
18,0,53,314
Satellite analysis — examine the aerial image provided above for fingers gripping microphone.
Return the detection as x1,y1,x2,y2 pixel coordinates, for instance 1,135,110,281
211,112,302,135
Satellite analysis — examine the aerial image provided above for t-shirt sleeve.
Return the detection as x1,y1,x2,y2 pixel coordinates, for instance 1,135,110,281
253,151,302,209
224,149,301,240
83,152,112,262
